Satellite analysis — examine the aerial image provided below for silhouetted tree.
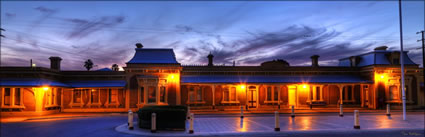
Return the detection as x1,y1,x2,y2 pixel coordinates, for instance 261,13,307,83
84,59,94,71
0,28,5,38
111,64,119,71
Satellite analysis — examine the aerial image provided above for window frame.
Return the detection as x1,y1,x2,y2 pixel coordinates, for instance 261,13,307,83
187,86,205,104
265,86,280,103
221,86,239,103
1,87,25,108
87,88,101,108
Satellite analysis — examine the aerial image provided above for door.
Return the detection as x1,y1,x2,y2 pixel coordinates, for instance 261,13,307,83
288,86,296,107
247,86,257,108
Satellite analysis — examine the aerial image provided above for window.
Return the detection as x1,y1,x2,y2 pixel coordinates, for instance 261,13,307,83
91,89,99,103
230,87,236,101
223,86,237,102
266,86,279,102
315,87,321,101
343,86,353,101
109,89,118,103
273,87,279,101
148,86,156,103
46,89,52,105
160,86,166,103
139,87,145,104
188,86,203,103
4,88,11,105
2,88,23,107
14,88,21,106
223,88,229,101
389,86,399,100
73,89,81,103
196,87,202,102
266,87,272,101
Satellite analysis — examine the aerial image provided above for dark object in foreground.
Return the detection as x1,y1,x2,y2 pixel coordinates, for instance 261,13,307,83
138,105,187,131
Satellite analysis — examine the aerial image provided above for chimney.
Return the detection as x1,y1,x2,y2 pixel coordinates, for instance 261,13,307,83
207,52,214,67
349,56,360,67
49,56,62,70
135,43,143,49
310,55,320,67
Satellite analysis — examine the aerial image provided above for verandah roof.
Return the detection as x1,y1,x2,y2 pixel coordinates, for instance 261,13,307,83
0,78,69,87
0,78,126,88
65,80,126,88
181,75,373,84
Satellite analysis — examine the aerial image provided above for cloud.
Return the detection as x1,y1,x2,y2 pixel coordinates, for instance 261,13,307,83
30,6,58,31
5,12,16,18
178,25,374,66
63,16,125,39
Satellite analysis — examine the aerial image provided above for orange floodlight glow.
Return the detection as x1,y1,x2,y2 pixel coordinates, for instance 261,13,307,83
240,85,245,89
302,84,308,89
43,87,49,91
380,75,385,79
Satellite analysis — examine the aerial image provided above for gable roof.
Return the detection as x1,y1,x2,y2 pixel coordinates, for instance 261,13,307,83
338,50,417,67
127,48,179,64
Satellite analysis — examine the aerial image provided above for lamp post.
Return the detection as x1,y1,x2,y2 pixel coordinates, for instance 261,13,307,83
398,0,407,120
417,31,424,88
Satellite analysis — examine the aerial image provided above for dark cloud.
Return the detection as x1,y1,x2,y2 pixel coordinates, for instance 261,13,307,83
179,25,375,66
30,6,58,31
5,13,16,18
64,16,125,39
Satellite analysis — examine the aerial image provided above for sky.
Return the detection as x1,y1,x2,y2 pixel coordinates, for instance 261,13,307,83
1,1,424,70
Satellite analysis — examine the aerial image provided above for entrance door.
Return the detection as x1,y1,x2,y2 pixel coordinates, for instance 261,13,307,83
288,86,296,107
247,86,257,108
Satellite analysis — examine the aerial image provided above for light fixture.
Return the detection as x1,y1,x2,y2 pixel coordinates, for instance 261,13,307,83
240,85,245,89
380,75,385,79
43,87,49,91
302,84,308,89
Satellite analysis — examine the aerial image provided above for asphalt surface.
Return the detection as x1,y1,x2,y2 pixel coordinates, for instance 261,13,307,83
1,113,424,137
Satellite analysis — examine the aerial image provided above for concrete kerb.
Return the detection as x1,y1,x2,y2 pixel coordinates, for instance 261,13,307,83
115,123,425,137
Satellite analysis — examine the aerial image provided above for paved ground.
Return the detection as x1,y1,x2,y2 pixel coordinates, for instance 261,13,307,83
1,112,424,137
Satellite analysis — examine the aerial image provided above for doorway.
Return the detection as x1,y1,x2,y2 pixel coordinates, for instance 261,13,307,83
288,86,297,107
247,86,257,108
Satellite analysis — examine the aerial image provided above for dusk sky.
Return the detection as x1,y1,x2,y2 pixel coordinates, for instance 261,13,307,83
1,1,424,70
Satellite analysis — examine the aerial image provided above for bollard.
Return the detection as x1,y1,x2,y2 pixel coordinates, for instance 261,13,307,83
274,111,280,131
189,113,194,134
240,106,244,118
291,105,295,118
151,113,156,133
187,106,191,120
354,110,360,129
128,109,134,130
339,104,344,117
386,104,391,116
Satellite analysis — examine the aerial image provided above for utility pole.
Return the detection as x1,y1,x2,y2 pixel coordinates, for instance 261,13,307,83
417,30,424,88
398,0,407,120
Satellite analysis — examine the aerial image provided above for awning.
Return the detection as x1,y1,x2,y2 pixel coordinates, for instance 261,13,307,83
181,75,373,83
65,80,126,88
0,78,69,87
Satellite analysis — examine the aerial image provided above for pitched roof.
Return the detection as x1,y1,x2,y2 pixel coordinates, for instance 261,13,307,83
181,75,372,83
338,50,417,67
127,48,179,64
0,78,69,87
96,68,113,71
